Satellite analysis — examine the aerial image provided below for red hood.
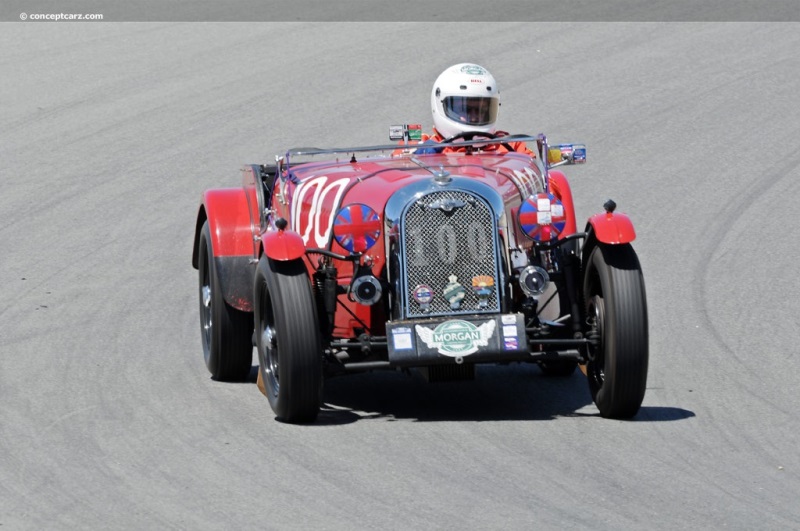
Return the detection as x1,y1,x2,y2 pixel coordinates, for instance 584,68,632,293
275,152,543,253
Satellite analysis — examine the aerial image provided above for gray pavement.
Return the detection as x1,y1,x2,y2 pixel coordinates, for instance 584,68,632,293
2,22,799,529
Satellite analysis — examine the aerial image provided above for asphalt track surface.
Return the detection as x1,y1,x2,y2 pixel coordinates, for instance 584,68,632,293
2,22,800,530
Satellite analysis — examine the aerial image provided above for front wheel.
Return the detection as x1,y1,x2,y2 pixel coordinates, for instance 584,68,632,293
583,243,648,418
254,256,323,423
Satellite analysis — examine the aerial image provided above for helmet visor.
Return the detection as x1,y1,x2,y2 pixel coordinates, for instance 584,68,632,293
443,96,499,127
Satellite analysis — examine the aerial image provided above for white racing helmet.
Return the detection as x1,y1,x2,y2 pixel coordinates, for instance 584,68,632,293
431,63,500,139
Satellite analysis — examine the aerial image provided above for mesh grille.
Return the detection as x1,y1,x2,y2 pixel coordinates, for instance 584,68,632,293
402,190,500,317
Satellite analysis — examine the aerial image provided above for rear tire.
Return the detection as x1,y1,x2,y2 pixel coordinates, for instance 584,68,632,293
583,243,648,418
254,256,323,423
198,221,253,381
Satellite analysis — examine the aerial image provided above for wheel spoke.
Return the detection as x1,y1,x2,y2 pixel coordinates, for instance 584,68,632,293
261,325,278,384
201,283,212,346
202,285,211,308
587,295,605,385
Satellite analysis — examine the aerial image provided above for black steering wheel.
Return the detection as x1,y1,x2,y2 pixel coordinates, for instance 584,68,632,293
440,130,517,153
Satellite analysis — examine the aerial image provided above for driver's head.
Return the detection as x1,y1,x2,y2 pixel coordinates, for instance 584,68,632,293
431,63,500,139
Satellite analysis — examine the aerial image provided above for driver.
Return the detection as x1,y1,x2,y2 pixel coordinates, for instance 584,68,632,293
413,63,533,155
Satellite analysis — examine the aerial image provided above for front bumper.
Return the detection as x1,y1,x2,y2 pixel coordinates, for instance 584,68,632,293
387,313,532,366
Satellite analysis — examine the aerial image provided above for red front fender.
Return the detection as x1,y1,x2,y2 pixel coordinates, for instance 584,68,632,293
586,211,636,244
261,229,306,261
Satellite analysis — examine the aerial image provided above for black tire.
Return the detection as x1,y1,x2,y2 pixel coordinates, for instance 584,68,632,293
583,243,648,418
254,256,323,423
198,221,253,381
539,360,578,377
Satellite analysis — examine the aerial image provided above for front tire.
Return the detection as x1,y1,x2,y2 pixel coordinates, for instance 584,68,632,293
583,243,648,418
198,221,253,381
254,256,323,423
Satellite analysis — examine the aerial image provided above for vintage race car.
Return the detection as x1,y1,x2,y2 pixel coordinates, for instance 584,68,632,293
191,129,648,423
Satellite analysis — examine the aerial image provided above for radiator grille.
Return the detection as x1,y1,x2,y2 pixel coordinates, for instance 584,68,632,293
402,190,500,317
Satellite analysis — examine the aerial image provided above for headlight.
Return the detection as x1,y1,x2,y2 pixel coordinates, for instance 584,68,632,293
518,265,549,296
518,192,566,241
332,204,381,253
351,275,382,305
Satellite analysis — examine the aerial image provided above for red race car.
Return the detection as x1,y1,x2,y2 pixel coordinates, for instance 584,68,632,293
191,129,648,423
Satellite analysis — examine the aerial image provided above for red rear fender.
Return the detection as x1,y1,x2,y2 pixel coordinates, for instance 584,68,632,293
548,170,577,236
192,189,256,312
201,188,255,258
586,211,636,244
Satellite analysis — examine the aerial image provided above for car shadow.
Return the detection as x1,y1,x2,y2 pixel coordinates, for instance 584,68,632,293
244,364,696,425
568,406,696,422
317,364,594,424
632,406,696,422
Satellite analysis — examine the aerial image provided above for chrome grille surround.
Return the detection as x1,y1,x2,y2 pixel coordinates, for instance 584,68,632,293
399,189,501,318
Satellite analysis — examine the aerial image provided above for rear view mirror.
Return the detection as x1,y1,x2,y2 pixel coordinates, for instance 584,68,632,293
549,143,587,166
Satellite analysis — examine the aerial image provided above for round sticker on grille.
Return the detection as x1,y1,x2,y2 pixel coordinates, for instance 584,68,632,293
518,192,566,241
412,284,434,310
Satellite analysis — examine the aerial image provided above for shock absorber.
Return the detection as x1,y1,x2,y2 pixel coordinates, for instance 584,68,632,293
313,259,338,337
560,248,583,337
